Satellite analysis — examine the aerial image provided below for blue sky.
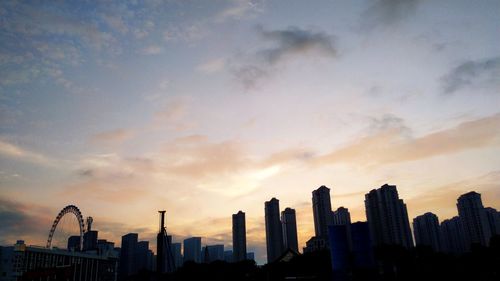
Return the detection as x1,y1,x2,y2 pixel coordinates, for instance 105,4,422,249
1,0,500,264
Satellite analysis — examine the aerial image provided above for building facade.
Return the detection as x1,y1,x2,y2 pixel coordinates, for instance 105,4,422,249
413,212,441,252
364,184,413,248
312,186,333,238
457,192,492,248
183,237,201,264
265,198,284,263
281,208,299,252
232,211,247,262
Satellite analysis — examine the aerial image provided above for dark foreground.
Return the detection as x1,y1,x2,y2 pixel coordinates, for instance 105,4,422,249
125,237,500,281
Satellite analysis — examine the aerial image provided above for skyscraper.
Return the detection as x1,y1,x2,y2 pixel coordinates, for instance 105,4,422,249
312,186,333,238
484,207,500,236
440,216,466,254
332,207,351,226
120,233,138,277
171,242,183,268
183,237,201,263
413,212,441,252
136,241,150,271
281,207,299,252
457,191,492,248
202,245,224,262
364,184,413,248
265,197,284,263
232,211,247,262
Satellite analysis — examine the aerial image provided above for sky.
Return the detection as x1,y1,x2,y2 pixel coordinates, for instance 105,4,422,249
0,0,499,264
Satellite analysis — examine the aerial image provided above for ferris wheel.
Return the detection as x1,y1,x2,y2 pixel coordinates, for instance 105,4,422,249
46,205,85,251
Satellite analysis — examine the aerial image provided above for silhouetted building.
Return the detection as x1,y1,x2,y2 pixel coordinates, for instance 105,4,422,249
83,231,98,251
171,243,183,269
303,236,327,253
365,184,413,248
457,191,492,248
328,225,350,274
4,240,117,281
224,250,233,263
202,245,224,263
183,237,201,263
440,216,466,254
484,207,500,235
312,186,333,239
246,252,255,261
119,233,138,278
67,236,81,251
281,207,299,252
265,198,284,263
232,211,247,262
136,241,150,271
350,222,374,269
413,212,441,252
333,207,351,226
97,240,116,257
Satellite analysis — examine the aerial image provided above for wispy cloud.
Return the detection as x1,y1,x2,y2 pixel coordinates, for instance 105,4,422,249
315,113,500,167
361,0,421,30
140,45,164,55
441,57,500,94
90,129,134,144
196,58,226,74
0,139,51,165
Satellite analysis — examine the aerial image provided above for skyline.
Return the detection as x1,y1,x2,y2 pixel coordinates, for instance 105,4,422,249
1,0,500,265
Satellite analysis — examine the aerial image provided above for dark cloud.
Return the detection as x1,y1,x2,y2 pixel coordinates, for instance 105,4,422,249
441,57,500,94
0,199,53,245
257,26,337,64
232,26,336,90
232,65,268,90
361,0,420,30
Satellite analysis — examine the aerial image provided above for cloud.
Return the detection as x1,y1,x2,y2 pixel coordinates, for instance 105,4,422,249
315,112,500,166
0,139,50,165
441,57,500,94
196,58,226,74
153,98,195,131
90,129,134,144
231,26,336,89
361,0,420,30
214,0,264,23
257,26,337,65
0,198,53,245
140,45,164,55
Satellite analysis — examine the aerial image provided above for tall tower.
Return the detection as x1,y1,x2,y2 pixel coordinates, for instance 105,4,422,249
157,211,175,273
332,207,351,226
312,186,333,238
457,192,492,248
413,212,441,252
232,211,247,262
364,184,413,248
265,198,284,263
281,207,299,252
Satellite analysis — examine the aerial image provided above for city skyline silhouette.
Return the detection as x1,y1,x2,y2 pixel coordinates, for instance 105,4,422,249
1,0,500,279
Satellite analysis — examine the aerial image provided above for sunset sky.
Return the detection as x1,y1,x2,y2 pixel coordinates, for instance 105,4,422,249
1,0,499,264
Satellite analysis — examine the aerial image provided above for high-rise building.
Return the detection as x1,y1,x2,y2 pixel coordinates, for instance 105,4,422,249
350,222,374,269
265,198,284,263
312,186,333,238
457,192,492,248
183,237,201,263
484,207,500,236
232,211,247,262
120,233,138,277
332,207,351,226
171,243,183,268
67,235,81,251
281,208,299,252
440,216,466,254
136,241,150,271
413,212,441,252
364,184,413,248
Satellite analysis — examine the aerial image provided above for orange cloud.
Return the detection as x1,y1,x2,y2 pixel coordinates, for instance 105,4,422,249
90,128,134,144
315,113,500,166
